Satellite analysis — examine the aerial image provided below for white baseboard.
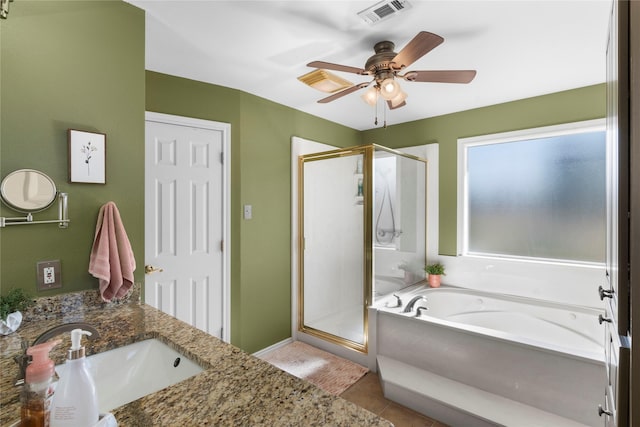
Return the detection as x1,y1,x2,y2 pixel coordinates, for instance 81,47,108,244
252,337,294,359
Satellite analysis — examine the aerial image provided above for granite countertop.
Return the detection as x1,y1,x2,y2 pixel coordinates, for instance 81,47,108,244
0,290,392,426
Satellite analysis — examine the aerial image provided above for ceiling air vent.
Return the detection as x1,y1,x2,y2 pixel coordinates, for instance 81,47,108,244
357,0,412,25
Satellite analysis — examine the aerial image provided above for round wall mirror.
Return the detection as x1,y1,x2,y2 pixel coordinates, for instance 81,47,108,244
0,169,58,213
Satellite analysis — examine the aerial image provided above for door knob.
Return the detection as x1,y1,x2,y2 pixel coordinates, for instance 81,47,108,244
144,265,164,274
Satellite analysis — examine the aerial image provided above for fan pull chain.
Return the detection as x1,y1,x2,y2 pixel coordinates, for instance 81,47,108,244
374,91,379,126
374,104,378,126
383,101,387,129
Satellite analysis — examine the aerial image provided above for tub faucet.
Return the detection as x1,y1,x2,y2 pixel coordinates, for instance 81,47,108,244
391,294,402,307
416,306,429,317
14,322,100,386
403,296,427,313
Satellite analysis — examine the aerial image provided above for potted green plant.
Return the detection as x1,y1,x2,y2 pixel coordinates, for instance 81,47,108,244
0,289,34,335
424,263,446,288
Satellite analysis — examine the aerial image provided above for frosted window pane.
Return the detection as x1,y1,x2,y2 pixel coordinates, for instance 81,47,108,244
467,131,605,263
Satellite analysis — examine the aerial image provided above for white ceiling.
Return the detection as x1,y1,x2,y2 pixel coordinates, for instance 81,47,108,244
126,0,611,131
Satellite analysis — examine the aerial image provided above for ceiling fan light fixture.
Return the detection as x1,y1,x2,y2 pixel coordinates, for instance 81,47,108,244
297,69,353,93
304,30,476,121
361,86,379,106
390,90,408,108
380,78,401,100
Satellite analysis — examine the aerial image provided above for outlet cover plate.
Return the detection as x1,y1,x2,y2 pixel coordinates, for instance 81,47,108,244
36,260,62,290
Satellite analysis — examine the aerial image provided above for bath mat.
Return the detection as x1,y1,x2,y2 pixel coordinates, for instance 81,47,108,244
261,341,368,395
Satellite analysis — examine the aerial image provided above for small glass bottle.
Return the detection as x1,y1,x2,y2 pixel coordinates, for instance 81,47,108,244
21,340,60,427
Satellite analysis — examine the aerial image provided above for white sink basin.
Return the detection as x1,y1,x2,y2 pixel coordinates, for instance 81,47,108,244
56,339,204,412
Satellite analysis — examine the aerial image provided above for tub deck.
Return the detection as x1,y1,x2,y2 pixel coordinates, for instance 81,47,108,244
373,286,606,427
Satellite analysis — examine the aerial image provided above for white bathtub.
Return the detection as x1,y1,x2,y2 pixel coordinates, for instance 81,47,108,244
374,286,606,427
373,275,413,298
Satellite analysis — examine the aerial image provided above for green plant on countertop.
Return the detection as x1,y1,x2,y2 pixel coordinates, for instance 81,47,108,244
424,263,446,276
0,289,34,321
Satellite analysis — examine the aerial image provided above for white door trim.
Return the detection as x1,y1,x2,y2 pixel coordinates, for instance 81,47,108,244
145,111,231,342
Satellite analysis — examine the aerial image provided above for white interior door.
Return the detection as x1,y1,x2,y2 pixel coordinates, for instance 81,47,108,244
144,112,230,341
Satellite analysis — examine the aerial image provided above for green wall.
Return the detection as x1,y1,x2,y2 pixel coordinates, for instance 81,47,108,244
361,84,606,255
146,71,361,352
0,3,145,294
0,0,606,355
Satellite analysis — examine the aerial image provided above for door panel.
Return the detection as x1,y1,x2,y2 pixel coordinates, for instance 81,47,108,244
145,119,224,338
298,147,371,353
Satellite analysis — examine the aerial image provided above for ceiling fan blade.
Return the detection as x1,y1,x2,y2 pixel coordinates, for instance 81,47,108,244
387,100,407,110
391,31,444,70
307,61,367,75
403,70,477,83
317,83,369,103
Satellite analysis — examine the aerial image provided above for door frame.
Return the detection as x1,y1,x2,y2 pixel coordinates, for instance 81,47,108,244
628,2,639,424
145,111,231,342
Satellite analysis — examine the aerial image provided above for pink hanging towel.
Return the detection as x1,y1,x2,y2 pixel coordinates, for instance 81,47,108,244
89,201,136,301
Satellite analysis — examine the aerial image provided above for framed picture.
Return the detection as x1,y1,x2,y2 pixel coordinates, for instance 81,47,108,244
68,129,106,184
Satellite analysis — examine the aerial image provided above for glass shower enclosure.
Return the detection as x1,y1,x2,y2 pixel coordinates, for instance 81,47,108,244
298,144,426,353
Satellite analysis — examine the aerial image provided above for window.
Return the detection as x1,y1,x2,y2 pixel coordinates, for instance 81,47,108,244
458,119,606,264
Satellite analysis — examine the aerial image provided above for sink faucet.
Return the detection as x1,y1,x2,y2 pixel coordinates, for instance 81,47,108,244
403,296,427,313
14,322,100,385
31,322,100,347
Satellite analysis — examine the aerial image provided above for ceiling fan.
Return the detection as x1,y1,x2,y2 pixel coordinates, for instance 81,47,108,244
300,31,477,110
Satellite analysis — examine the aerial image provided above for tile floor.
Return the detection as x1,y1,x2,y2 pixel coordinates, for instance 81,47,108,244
340,372,450,427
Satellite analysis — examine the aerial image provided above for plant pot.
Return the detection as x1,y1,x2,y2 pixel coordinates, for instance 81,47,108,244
428,274,441,288
0,311,22,335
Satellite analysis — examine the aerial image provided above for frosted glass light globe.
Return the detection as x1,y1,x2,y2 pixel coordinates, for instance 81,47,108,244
380,78,401,100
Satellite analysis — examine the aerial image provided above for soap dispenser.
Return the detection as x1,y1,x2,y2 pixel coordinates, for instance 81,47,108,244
21,339,61,427
50,329,99,427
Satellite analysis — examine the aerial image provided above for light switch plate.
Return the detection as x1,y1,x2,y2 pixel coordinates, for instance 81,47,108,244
243,204,252,220
36,260,62,290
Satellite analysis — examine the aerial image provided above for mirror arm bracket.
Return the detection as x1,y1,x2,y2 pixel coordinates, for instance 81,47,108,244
0,193,70,228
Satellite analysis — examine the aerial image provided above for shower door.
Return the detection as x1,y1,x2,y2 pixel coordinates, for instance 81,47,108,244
298,146,372,352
